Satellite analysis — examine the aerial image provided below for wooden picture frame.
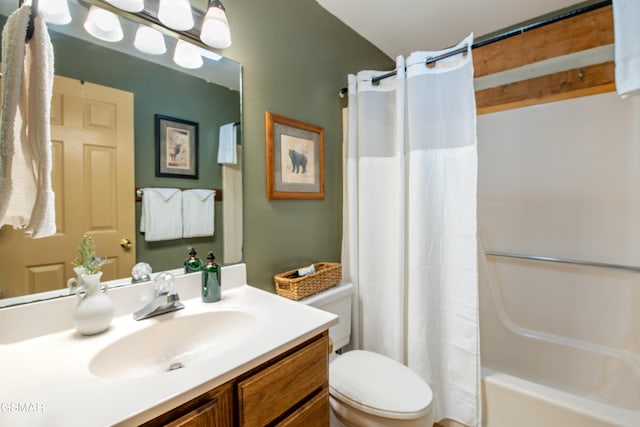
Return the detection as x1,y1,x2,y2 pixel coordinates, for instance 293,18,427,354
265,112,325,200
155,114,199,179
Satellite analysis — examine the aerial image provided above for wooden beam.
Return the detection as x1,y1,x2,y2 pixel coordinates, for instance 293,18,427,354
476,61,615,115
473,5,613,78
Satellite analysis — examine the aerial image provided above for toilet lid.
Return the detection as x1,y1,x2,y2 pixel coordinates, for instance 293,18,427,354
329,350,433,420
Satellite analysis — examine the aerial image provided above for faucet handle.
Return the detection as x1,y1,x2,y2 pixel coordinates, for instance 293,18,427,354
131,262,152,283
154,271,175,294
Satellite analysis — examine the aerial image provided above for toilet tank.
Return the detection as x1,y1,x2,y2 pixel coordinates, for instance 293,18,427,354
299,282,353,351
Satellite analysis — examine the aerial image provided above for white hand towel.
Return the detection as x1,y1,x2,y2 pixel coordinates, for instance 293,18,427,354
217,122,237,164
0,5,34,229
25,12,56,238
182,189,215,238
0,5,56,237
613,0,640,97
140,188,182,241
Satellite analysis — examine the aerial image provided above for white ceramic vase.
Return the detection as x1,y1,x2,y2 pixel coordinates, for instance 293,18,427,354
69,271,115,335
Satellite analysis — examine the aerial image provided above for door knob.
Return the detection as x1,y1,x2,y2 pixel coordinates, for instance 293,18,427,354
120,238,132,249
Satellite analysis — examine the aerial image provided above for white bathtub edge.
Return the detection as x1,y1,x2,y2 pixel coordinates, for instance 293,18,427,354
482,367,640,427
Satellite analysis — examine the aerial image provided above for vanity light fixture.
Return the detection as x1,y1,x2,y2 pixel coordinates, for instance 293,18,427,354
83,5,124,42
40,0,72,25
200,0,231,49
103,0,144,13
134,25,167,55
173,39,203,69
157,0,194,31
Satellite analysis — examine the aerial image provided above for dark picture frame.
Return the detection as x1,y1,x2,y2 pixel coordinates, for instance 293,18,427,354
155,114,199,179
265,112,325,200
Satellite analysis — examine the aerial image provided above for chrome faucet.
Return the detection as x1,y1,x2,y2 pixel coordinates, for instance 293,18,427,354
133,272,184,321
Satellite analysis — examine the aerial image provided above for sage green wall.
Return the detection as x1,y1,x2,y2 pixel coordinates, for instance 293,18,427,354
48,32,241,271
222,0,393,291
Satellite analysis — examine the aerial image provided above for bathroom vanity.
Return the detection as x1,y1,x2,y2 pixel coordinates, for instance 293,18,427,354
142,332,329,426
0,264,336,426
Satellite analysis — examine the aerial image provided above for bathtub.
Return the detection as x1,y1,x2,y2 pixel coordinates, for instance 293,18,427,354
479,254,640,427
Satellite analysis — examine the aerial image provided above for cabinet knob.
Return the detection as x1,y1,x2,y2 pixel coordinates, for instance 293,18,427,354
120,238,132,249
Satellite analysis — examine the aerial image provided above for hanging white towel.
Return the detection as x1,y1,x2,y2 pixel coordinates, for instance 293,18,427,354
0,4,56,237
182,189,215,238
140,188,183,241
25,11,56,238
613,0,640,97
0,4,31,229
217,122,237,164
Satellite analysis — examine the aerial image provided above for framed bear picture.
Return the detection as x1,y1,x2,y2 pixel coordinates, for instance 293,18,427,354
265,112,325,200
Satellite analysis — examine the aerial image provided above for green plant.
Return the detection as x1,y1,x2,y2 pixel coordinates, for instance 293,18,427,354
72,234,103,275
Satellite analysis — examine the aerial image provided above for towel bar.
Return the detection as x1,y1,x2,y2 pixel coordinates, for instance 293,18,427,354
485,250,640,272
135,186,222,202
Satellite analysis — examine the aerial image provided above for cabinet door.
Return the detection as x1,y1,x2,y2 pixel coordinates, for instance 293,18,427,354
276,388,329,427
165,399,221,427
238,334,328,427
141,382,233,427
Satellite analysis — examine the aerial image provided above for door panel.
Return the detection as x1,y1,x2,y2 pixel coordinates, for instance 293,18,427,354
0,76,135,298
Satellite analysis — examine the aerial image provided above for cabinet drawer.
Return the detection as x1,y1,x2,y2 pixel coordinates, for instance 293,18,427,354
140,382,233,427
165,399,219,427
276,387,329,427
238,334,328,427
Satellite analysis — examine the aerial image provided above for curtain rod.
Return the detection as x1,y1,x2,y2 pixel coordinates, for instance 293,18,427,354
339,0,612,96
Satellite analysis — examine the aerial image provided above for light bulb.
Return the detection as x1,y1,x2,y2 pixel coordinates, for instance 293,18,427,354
158,0,194,31
173,40,203,69
200,5,231,49
83,6,124,42
134,25,167,55
40,0,72,25
104,0,144,13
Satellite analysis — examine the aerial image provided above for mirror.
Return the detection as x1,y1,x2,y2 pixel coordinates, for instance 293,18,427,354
0,0,242,307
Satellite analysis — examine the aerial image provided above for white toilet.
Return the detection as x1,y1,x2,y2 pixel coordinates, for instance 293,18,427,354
300,282,434,427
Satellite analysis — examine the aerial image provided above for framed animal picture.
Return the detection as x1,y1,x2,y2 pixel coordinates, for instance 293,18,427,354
265,112,325,200
155,114,199,179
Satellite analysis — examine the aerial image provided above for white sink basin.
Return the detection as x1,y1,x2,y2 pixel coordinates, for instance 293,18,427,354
89,310,258,380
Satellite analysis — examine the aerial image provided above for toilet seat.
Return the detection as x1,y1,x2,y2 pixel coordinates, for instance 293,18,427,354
329,350,433,420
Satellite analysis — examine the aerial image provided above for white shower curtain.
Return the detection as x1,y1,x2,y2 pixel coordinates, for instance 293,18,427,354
342,34,480,426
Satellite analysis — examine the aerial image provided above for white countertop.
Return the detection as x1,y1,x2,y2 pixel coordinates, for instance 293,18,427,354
0,268,337,426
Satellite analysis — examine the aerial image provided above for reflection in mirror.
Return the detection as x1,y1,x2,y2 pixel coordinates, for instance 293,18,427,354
0,0,242,307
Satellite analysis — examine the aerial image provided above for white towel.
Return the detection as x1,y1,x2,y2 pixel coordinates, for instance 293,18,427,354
140,188,182,241
25,12,56,238
182,189,215,238
613,0,640,97
217,122,237,164
0,4,56,237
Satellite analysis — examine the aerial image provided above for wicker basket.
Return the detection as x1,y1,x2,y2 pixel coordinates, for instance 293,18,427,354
274,262,342,301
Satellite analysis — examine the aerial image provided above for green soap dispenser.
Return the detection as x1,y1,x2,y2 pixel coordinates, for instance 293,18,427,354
184,247,203,273
202,251,221,302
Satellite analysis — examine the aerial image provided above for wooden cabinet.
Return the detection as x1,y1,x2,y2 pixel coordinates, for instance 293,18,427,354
141,382,234,427
276,389,329,427
141,332,329,427
238,332,328,426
